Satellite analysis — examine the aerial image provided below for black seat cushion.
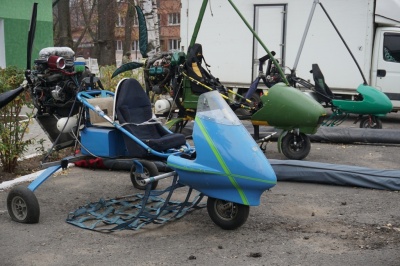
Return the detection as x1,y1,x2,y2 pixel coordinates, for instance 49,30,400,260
312,64,335,105
115,78,186,157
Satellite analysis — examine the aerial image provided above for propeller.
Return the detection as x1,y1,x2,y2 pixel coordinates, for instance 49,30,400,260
0,87,25,109
0,3,38,109
111,61,144,79
111,5,148,79
27,3,38,71
135,5,148,59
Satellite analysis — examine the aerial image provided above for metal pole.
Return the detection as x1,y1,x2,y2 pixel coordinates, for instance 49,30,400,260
292,0,319,72
319,2,368,85
189,0,209,48
141,171,176,185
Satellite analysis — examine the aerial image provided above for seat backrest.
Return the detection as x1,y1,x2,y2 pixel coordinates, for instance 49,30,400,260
115,78,162,138
115,78,186,157
185,43,226,95
114,79,156,157
311,64,335,103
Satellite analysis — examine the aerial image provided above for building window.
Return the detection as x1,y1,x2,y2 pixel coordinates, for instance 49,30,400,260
169,39,180,51
116,13,125,27
132,40,139,51
168,13,180,25
116,40,123,51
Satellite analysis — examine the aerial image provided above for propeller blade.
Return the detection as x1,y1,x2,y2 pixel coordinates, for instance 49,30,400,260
0,87,24,110
27,3,38,70
111,62,144,79
135,5,148,58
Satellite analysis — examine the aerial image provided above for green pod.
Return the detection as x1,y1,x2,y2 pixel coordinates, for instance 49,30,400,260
251,83,326,134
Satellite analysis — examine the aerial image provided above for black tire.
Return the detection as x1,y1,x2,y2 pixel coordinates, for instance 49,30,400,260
281,132,311,160
130,160,159,190
207,197,250,230
7,186,40,224
359,116,382,129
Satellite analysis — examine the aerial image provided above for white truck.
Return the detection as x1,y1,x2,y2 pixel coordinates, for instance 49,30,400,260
180,0,400,111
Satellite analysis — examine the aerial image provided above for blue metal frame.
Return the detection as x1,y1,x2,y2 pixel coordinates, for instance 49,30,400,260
27,165,62,191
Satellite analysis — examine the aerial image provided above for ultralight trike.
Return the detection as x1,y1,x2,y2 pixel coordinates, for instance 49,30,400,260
7,78,277,230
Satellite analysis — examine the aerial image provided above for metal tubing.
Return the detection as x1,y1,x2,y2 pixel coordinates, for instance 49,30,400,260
141,171,177,185
27,165,62,192
319,2,368,85
292,0,319,72
227,0,289,85
189,0,209,47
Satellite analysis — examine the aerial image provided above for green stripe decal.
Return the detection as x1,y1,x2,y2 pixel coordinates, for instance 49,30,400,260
168,162,276,185
195,117,249,205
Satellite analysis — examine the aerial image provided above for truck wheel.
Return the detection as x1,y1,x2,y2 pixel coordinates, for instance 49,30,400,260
281,132,311,160
7,186,40,224
360,116,382,129
130,160,159,190
207,197,249,230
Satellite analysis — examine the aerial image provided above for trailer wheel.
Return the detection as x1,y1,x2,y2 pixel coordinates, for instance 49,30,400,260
7,186,40,224
360,116,382,129
207,197,249,230
281,132,311,160
130,160,159,190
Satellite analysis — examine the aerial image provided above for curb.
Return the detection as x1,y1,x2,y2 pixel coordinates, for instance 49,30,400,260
0,163,75,191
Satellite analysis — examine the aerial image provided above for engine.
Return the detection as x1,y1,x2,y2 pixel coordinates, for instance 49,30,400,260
145,53,173,95
28,47,89,117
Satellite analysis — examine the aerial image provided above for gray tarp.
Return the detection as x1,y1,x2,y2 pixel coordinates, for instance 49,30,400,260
309,127,400,144
99,158,400,191
252,126,400,144
270,159,400,190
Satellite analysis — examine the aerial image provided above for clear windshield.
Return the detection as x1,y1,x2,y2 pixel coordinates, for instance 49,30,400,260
196,91,241,126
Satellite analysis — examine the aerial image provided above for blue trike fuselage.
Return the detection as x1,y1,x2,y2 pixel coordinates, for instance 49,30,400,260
167,91,277,206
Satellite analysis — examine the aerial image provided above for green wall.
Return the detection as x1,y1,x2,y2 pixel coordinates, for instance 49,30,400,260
0,0,53,68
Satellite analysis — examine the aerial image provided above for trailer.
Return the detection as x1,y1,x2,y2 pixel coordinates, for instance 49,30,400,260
180,0,400,111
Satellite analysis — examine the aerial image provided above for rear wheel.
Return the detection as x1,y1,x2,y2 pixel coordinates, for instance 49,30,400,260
207,197,250,230
130,160,159,190
7,186,40,224
360,116,382,129
281,132,311,160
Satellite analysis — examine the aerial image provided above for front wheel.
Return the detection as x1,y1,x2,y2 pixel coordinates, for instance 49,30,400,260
281,132,311,160
7,186,40,223
130,160,159,190
359,116,382,129
207,197,250,230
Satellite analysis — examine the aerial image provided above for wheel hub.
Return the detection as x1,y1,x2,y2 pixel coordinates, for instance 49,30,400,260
215,200,238,219
11,196,27,220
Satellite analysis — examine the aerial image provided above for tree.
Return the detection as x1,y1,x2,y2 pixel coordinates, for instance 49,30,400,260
97,0,117,65
54,0,74,47
69,0,98,54
123,0,136,55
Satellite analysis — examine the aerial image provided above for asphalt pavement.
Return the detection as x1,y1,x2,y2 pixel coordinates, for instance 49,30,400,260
0,109,399,266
